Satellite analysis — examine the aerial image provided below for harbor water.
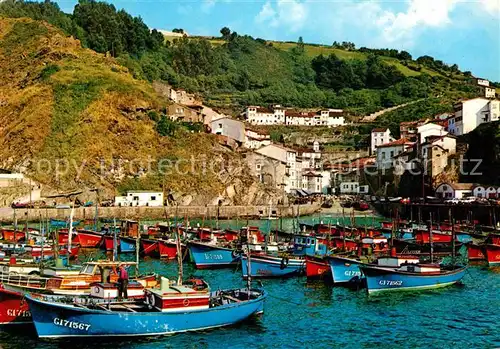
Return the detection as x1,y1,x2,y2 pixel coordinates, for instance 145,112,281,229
0,215,498,348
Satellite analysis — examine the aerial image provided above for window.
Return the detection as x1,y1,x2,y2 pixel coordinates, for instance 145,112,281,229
151,196,156,201
381,152,386,160
443,185,448,191
218,123,222,128
390,151,394,157
256,164,261,170
133,196,139,201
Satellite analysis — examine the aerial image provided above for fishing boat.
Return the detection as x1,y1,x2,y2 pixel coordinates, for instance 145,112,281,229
119,236,137,253
360,263,467,294
484,244,500,266
26,283,266,338
414,230,453,244
59,230,103,248
158,239,180,259
467,243,486,261
305,255,331,280
326,255,420,285
188,241,240,269
241,253,304,278
141,238,159,257
0,229,25,242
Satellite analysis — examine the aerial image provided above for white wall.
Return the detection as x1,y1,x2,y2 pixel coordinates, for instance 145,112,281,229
371,129,391,154
376,145,405,169
115,192,163,207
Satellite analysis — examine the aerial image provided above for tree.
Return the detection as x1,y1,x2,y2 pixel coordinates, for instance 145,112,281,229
220,26,231,39
297,36,304,54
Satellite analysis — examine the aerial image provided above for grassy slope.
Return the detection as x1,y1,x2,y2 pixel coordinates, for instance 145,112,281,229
0,18,251,200
202,37,450,79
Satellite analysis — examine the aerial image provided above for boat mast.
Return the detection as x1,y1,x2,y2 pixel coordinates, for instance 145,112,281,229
429,212,434,264
450,208,455,264
93,188,99,232
175,205,183,286
67,199,75,266
40,213,44,267
246,227,252,295
113,217,118,262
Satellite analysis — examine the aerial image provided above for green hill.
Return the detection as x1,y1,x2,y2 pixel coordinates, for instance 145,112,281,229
0,0,485,119
0,16,257,203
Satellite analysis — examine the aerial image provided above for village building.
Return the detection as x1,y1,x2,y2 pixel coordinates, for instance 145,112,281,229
210,117,246,144
370,128,393,154
244,105,286,125
166,103,203,123
244,128,271,149
244,152,287,191
422,143,449,178
115,191,163,207
434,183,474,199
244,106,345,127
472,185,500,198
255,144,298,192
417,123,448,143
447,97,500,136
476,78,497,99
376,138,414,170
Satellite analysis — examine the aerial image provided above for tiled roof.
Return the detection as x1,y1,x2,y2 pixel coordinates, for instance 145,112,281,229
372,127,388,132
376,138,413,148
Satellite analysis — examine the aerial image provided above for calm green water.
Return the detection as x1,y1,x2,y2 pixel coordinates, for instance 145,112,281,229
0,215,499,348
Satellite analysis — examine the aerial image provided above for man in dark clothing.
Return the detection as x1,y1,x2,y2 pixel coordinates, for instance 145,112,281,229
117,264,129,300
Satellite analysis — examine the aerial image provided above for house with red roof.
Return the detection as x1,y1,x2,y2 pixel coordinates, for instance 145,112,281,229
376,138,414,170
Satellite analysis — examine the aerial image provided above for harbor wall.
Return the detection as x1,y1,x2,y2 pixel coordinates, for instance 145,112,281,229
0,203,322,223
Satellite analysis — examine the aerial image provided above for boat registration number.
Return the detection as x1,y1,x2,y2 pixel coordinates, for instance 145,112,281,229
53,318,91,331
204,253,223,260
344,270,361,277
378,280,403,286
7,309,31,317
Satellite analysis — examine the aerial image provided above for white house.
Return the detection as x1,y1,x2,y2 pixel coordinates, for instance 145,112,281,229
435,183,473,199
476,78,496,99
417,123,448,143
448,98,500,136
376,138,414,170
244,129,271,149
256,144,298,192
210,117,246,143
423,134,457,154
115,191,163,207
244,105,286,125
371,128,393,154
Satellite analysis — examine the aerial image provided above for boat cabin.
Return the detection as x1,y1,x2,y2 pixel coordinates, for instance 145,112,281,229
293,235,329,256
398,263,441,274
377,256,420,267
145,277,210,312
90,282,145,299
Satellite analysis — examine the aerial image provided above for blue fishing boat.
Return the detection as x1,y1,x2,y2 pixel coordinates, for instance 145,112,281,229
241,254,305,278
50,219,80,228
119,236,137,253
326,255,421,285
188,241,240,269
326,256,364,284
360,264,467,294
25,285,266,338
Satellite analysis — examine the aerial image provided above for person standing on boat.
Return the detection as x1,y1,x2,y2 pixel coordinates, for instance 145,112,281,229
117,264,129,300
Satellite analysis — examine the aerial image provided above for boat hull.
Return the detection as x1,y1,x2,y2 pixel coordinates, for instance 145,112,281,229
467,243,486,261
326,256,363,284
0,287,31,325
76,231,103,248
305,256,331,280
119,237,137,253
141,239,159,257
485,244,500,266
188,242,239,269
241,255,304,278
158,240,177,259
361,265,467,294
27,291,266,338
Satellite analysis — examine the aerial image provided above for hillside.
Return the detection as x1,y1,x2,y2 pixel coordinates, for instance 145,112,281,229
0,0,484,120
0,17,269,205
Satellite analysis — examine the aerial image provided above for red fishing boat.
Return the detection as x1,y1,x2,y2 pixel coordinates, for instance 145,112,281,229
28,245,80,259
332,237,358,251
414,230,453,244
75,230,103,248
305,255,331,280
158,239,178,259
1,229,25,242
467,243,486,261
485,244,500,266
489,233,500,245
142,238,159,257
103,235,119,251
0,286,31,325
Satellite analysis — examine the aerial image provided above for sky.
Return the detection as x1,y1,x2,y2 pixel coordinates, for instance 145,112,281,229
55,0,500,81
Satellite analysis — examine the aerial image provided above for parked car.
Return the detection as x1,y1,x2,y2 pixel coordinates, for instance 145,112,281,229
445,198,460,204
11,202,34,208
